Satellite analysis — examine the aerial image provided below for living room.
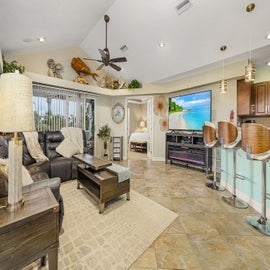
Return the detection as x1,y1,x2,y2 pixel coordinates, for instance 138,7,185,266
1,0,270,269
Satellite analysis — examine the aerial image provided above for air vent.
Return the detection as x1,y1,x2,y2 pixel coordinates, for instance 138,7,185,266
120,45,128,52
176,0,191,15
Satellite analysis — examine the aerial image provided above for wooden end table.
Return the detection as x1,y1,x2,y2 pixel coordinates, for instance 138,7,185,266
0,188,59,269
73,153,130,213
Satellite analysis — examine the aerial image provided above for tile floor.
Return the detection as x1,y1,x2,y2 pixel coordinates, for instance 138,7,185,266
120,152,270,270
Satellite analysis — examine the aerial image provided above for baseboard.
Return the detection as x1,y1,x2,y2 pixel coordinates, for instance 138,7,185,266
151,157,165,162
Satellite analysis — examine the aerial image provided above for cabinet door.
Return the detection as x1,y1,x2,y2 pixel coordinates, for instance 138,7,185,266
253,82,269,115
237,80,251,116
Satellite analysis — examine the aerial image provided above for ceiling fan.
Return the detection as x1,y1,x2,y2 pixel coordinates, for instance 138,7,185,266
84,15,127,72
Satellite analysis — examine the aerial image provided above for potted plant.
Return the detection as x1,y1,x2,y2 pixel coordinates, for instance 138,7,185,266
3,60,25,74
128,79,141,89
97,124,111,157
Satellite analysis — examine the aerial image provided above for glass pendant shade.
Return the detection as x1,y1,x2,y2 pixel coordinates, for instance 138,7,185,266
219,79,228,94
219,45,227,94
245,61,256,82
245,3,256,83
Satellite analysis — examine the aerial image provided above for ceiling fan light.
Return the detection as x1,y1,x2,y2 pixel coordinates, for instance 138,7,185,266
245,62,256,82
219,79,227,94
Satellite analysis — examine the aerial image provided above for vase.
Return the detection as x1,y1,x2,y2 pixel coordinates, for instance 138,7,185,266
103,140,108,158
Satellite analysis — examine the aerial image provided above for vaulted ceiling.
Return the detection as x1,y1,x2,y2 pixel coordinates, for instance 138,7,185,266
1,0,270,83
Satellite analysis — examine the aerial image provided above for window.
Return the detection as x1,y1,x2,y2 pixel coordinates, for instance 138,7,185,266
33,83,95,143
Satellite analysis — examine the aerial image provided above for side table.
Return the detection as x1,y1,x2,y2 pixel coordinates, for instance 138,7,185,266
0,187,59,269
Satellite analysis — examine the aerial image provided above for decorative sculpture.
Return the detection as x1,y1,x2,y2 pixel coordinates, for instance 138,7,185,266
71,57,99,83
47,59,63,79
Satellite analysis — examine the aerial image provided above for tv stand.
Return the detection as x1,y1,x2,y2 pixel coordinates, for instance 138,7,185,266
165,132,212,172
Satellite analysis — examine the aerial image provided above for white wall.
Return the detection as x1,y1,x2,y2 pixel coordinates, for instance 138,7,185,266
4,46,106,85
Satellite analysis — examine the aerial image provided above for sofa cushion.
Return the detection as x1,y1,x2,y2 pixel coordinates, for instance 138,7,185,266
26,161,50,181
56,138,80,158
45,131,64,160
50,157,72,181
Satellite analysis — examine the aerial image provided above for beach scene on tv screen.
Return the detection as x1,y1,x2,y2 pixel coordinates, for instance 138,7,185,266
169,91,211,130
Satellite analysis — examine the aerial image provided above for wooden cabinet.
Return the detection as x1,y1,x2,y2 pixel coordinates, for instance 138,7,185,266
166,132,211,172
237,79,252,116
0,188,59,269
252,81,270,115
111,136,123,161
237,80,270,116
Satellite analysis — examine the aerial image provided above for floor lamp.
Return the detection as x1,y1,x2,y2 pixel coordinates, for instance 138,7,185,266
0,72,34,211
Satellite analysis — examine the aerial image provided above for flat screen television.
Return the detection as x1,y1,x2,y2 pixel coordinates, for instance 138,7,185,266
168,90,212,131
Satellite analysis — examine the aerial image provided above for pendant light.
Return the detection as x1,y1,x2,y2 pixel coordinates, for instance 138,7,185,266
219,45,227,94
245,3,256,83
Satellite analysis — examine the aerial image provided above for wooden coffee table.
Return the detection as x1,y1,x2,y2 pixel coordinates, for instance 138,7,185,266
73,154,130,213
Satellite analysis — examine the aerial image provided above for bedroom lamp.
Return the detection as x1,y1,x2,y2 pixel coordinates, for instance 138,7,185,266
139,121,146,130
0,72,34,211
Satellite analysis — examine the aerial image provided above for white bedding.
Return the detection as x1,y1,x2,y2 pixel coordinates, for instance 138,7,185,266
129,132,149,143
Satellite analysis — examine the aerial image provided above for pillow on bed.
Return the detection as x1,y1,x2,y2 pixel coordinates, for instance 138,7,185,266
56,138,80,158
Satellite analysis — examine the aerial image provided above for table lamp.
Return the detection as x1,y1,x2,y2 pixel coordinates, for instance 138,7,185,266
0,72,34,211
139,121,146,131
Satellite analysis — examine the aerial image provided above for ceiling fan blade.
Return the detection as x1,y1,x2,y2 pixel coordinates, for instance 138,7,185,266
109,62,121,71
97,63,104,70
110,57,127,63
83,57,103,63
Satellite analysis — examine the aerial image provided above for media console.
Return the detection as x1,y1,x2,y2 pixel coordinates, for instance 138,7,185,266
165,132,212,172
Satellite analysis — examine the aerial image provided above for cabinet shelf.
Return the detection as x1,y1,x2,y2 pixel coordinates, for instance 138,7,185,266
111,136,123,161
166,132,211,172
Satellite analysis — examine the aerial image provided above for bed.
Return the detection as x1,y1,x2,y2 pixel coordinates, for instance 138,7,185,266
129,132,149,152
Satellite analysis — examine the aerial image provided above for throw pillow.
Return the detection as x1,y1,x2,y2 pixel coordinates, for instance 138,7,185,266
56,138,80,158
0,158,33,186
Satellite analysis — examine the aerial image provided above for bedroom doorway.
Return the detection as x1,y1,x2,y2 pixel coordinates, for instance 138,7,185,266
126,96,153,160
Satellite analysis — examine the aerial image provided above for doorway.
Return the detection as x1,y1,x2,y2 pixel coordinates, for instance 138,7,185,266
125,96,153,160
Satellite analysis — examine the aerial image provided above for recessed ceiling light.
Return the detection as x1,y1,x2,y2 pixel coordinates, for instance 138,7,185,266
267,61,270,66
159,42,165,48
266,33,270,40
38,37,46,42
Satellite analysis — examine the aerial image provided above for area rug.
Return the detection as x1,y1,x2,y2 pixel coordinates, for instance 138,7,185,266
55,180,177,269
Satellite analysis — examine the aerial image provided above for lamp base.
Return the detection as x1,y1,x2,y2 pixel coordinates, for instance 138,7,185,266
6,198,24,212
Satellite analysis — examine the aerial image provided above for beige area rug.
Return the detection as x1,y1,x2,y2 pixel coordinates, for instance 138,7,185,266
55,180,177,270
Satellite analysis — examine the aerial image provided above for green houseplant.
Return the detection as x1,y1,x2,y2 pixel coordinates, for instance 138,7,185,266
3,60,25,74
128,79,141,89
97,124,111,157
